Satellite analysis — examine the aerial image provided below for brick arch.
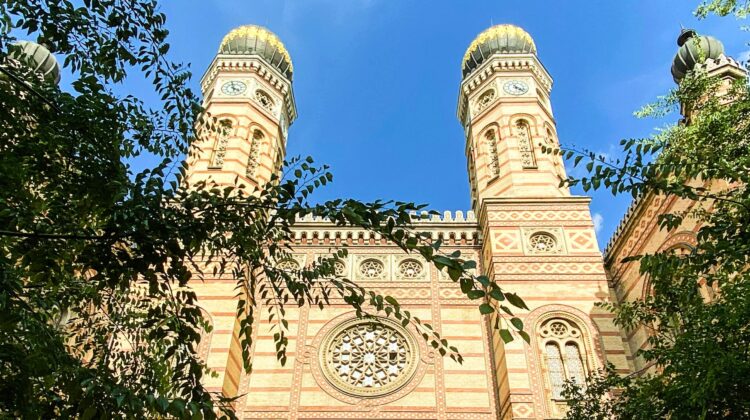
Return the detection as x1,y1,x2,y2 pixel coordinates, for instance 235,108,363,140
657,230,698,253
212,113,239,127
197,307,214,362
523,304,605,418
640,231,699,300
478,122,502,179
509,113,541,135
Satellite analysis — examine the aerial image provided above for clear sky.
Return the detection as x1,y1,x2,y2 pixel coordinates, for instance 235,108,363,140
151,0,747,249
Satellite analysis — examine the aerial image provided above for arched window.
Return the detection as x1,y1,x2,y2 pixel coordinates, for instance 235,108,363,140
484,129,500,179
539,318,589,401
514,119,537,168
210,119,233,168
246,130,263,178
197,308,214,362
545,127,565,182
475,89,496,113
254,89,275,112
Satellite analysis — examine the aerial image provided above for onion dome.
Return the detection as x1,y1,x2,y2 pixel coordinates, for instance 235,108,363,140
463,24,537,76
10,41,60,84
219,25,293,80
671,29,724,83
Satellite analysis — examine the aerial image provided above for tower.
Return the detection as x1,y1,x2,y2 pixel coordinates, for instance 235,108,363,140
187,25,297,398
458,25,631,418
187,25,297,189
607,30,746,374
457,25,568,210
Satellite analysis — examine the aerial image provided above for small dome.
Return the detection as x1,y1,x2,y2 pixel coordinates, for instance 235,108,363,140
10,41,60,84
671,29,724,83
219,25,293,80
463,24,537,76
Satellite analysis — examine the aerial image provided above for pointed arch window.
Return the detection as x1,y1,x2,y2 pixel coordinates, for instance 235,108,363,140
515,120,537,168
254,89,275,112
246,130,263,178
539,318,589,401
210,120,233,168
197,308,214,362
484,129,501,179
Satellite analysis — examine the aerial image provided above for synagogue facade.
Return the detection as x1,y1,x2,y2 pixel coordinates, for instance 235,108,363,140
185,24,744,419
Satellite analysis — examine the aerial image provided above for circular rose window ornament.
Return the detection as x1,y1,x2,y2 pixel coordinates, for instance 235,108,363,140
319,317,419,398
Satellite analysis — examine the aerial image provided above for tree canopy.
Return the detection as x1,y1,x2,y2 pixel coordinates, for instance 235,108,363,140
0,1,527,418
560,2,750,418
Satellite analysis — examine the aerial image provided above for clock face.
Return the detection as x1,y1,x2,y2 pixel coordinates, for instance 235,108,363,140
503,80,529,96
221,80,247,96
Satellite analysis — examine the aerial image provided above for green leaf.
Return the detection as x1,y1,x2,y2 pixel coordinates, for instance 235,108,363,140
479,303,494,314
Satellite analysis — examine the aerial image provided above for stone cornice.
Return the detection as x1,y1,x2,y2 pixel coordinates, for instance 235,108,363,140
697,54,746,80
200,54,298,124
457,53,554,126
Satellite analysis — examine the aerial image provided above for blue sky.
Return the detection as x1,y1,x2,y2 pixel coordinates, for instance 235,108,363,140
153,0,747,249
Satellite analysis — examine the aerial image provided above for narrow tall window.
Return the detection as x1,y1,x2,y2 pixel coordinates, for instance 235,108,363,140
246,130,263,178
485,130,500,178
545,343,566,398
539,318,590,405
515,120,537,168
546,127,565,181
210,120,232,168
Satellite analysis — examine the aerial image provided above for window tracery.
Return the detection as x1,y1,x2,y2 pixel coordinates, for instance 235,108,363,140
475,89,496,113
359,259,384,279
539,318,589,401
320,317,418,397
334,260,347,277
485,130,501,178
397,259,423,279
528,232,558,254
277,259,300,271
210,120,233,168
246,130,263,177
254,89,275,112
515,120,537,168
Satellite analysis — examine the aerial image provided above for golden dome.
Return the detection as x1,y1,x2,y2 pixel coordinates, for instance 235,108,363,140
462,24,537,76
219,25,293,79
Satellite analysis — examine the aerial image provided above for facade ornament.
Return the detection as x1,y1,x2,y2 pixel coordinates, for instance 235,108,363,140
210,123,231,168
485,130,501,178
515,120,537,168
475,88,497,114
319,317,419,398
246,130,263,178
254,89,275,112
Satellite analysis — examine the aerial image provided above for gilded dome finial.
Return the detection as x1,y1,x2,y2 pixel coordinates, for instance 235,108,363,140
462,24,536,77
219,25,293,80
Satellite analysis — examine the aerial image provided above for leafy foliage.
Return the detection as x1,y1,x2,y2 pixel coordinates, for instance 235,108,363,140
554,3,750,418
0,1,527,418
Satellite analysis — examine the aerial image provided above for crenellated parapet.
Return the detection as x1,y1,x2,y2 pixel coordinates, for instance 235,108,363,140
290,210,480,247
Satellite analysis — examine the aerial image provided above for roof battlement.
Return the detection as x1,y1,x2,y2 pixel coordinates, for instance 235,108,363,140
291,210,480,247
293,210,477,224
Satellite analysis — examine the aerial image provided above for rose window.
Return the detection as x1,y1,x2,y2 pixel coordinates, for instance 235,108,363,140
397,259,423,279
277,259,300,271
549,322,568,337
334,260,347,277
528,232,558,254
359,259,384,279
320,318,418,397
